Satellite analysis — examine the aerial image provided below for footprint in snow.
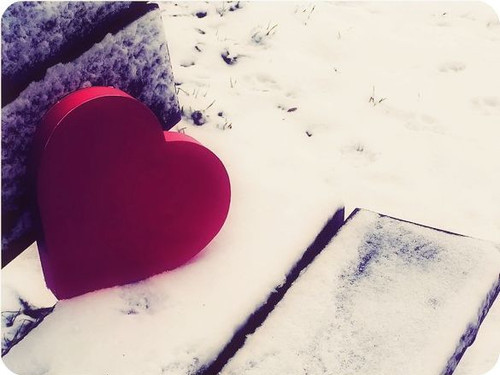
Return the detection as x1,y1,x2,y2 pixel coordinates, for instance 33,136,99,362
341,142,378,165
472,96,500,115
119,284,161,315
438,61,466,73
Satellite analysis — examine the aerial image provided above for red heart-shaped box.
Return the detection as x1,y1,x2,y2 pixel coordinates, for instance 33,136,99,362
32,87,231,299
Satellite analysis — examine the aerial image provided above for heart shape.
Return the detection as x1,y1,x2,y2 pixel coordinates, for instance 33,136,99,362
32,87,231,299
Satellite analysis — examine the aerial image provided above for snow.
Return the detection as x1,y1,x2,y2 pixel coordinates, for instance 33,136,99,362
160,3,500,371
221,209,500,375
1,244,57,356
1,2,132,81
1,243,56,313
2,1,500,374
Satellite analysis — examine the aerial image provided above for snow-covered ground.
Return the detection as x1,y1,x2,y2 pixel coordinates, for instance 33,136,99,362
2,1,500,374
161,2,500,372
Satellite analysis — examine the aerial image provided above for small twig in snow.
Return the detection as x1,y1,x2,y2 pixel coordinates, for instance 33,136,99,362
266,24,278,36
176,87,189,96
369,86,388,106
205,100,216,110
229,77,237,88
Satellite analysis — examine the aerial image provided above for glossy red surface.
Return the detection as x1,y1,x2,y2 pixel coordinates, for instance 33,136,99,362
34,87,231,299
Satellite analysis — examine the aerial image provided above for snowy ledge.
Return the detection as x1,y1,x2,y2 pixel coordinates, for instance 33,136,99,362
2,114,344,374
222,209,500,375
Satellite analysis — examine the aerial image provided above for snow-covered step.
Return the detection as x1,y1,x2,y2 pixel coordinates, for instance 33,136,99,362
1,244,57,356
2,138,344,375
222,209,500,375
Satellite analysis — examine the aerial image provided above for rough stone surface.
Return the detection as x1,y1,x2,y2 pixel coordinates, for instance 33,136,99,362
1,1,132,87
2,5,181,262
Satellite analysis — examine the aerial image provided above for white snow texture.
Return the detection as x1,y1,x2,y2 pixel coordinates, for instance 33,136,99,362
222,209,500,375
2,1,500,375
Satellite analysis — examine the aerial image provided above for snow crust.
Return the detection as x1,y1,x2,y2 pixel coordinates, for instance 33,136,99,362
222,210,500,375
1,244,57,355
160,3,500,372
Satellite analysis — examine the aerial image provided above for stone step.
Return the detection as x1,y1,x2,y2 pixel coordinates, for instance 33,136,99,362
221,209,500,375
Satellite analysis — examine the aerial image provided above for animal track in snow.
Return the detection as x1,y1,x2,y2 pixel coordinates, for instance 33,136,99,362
180,60,196,68
472,96,500,115
119,284,162,315
341,142,378,165
438,61,466,72
404,114,445,134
